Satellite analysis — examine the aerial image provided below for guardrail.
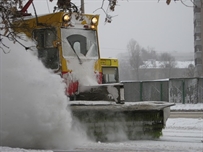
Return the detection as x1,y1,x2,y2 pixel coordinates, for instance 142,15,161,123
122,78,203,103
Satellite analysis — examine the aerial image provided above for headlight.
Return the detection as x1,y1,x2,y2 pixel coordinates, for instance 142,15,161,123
63,14,70,22
91,17,98,24
90,25,95,29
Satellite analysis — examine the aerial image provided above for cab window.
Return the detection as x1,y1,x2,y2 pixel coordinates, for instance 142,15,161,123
33,28,59,70
102,67,118,83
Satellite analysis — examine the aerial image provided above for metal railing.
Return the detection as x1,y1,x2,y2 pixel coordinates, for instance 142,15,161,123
122,78,203,103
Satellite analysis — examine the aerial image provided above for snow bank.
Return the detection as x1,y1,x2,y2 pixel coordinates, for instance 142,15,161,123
166,118,203,130
171,103,203,111
0,147,52,152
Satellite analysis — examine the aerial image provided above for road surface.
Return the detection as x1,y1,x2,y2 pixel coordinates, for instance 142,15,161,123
170,111,203,118
53,128,203,152
53,118,203,152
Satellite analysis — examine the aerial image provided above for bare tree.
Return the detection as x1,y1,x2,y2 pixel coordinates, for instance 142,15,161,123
0,0,33,53
127,39,144,80
185,63,195,77
142,46,158,61
159,52,177,78
0,0,193,53
0,0,80,53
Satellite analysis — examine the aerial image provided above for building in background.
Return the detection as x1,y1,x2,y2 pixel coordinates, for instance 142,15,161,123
118,53,193,81
194,0,203,77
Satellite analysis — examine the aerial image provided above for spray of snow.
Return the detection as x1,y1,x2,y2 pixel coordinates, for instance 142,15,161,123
107,86,119,102
105,124,128,142
66,58,98,86
0,42,88,149
66,58,99,93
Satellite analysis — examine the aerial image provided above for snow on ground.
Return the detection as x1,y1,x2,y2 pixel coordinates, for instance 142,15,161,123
1,118,202,152
73,118,203,152
0,147,52,152
74,139,202,152
166,118,203,130
170,103,203,111
67,118,203,152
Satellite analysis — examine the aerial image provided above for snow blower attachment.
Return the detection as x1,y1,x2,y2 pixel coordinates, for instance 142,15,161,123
12,2,175,141
70,101,174,141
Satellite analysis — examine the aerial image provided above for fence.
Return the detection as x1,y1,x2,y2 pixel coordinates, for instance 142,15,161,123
122,78,203,103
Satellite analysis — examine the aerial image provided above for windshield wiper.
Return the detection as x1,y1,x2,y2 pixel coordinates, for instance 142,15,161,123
66,40,82,65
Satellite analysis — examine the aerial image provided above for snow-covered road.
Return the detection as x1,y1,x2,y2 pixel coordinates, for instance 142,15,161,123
68,118,203,152
72,137,202,152
1,118,202,152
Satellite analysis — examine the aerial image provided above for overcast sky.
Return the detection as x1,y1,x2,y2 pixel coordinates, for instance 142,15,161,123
28,0,194,58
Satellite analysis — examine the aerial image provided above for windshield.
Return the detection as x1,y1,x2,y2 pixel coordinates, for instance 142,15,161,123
61,28,99,58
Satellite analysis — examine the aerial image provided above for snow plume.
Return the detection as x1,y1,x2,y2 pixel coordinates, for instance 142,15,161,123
66,58,98,87
0,44,87,149
105,123,128,142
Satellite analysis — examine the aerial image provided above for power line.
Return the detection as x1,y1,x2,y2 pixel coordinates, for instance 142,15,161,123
101,47,127,51
46,0,51,13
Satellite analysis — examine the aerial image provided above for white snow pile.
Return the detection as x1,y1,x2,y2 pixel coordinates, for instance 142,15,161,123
166,118,203,130
170,103,203,111
0,42,87,150
0,147,53,152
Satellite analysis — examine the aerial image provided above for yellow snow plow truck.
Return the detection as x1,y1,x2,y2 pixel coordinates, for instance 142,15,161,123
12,0,174,141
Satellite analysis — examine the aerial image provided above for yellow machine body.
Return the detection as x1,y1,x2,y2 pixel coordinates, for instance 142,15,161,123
12,9,174,142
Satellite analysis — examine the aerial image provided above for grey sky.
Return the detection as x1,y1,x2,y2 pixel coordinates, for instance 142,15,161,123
28,0,194,58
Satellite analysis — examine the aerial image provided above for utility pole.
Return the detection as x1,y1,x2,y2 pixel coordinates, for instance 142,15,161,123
81,0,84,13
